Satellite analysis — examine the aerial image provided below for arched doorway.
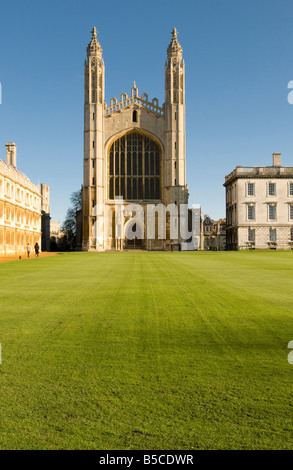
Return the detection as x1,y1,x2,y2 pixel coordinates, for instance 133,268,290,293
124,219,145,250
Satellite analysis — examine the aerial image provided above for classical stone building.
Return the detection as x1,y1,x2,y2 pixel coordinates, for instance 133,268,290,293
224,153,293,250
81,27,188,251
0,143,50,256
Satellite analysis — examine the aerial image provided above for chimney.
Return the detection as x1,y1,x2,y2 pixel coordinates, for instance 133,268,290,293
5,143,17,168
272,152,281,167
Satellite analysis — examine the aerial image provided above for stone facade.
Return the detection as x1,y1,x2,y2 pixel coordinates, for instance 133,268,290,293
0,143,49,256
50,221,61,238
50,220,64,248
201,215,226,251
81,28,188,251
224,153,293,250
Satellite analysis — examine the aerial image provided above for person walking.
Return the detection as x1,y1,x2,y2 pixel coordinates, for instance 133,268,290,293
26,243,32,258
34,242,40,258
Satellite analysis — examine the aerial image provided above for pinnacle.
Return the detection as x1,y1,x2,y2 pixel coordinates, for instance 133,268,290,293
167,26,182,60
87,26,103,57
172,27,178,39
92,26,98,40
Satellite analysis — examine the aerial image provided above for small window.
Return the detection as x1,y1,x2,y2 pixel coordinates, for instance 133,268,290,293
290,205,293,220
289,183,293,196
93,141,95,148
175,112,177,120
268,183,276,196
92,177,95,185
291,227,293,242
248,228,255,242
268,205,276,220
269,228,276,242
247,183,254,196
174,161,177,169
132,110,137,123
247,205,255,220
174,179,177,185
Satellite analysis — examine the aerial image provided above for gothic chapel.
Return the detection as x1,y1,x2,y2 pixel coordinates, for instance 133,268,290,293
81,27,188,250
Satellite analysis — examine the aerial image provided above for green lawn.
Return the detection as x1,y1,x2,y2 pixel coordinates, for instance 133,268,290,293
1,251,293,449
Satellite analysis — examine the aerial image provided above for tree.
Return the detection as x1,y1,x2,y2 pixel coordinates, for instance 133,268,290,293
70,190,82,213
62,190,82,250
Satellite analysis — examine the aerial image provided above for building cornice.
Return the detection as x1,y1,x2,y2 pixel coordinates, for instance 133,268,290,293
224,166,293,186
0,160,41,195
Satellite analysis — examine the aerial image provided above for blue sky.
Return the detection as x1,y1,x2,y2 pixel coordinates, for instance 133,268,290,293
1,0,293,223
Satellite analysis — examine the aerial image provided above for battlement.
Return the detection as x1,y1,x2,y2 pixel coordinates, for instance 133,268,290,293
105,83,164,117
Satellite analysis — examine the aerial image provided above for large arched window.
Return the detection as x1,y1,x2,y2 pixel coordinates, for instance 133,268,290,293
108,132,161,200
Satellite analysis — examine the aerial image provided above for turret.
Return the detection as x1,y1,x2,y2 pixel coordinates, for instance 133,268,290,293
85,27,104,105
164,28,186,202
83,27,105,250
165,27,184,105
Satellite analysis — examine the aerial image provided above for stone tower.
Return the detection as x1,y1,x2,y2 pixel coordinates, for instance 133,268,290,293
83,27,105,250
82,27,188,251
164,28,186,204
